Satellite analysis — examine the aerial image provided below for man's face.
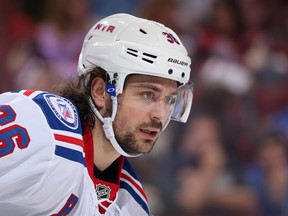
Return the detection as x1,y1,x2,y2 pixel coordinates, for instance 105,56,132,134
112,75,178,154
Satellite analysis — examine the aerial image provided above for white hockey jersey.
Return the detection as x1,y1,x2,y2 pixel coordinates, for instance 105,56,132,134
0,90,150,216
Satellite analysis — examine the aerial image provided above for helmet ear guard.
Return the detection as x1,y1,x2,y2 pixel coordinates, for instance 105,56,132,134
78,13,193,156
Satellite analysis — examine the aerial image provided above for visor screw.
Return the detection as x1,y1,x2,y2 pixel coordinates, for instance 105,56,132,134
112,80,116,84
113,73,118,78
168,69,173,74
181,72,185,78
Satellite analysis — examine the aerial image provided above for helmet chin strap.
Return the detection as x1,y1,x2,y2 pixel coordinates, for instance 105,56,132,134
88,97,142,157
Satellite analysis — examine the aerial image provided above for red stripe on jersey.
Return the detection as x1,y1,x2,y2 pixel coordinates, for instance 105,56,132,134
23,90,37,96
120,172,148,202
54,134,83,147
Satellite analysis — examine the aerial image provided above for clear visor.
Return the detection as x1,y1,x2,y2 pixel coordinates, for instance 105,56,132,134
171,82,193,123
113,81,193,125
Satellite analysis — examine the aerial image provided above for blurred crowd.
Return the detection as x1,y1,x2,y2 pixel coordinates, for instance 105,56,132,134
1,0,288,215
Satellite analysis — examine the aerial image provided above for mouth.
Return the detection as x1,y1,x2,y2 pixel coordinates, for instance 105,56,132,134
139,128,159,139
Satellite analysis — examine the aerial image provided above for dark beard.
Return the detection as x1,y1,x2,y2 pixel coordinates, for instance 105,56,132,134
115,133,142,153
114,120,162,154
115,133,157,154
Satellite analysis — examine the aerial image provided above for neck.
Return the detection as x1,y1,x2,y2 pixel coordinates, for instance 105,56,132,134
92,119,121,171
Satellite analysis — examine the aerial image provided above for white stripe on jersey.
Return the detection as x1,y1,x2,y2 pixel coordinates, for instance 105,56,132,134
52,129,84,152
120,169,149,205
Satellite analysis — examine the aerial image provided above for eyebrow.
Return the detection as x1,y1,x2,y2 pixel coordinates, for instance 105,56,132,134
129,83,178,95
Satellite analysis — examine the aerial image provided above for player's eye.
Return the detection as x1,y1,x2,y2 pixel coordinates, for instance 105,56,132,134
143,92,156,101
164,96,176,106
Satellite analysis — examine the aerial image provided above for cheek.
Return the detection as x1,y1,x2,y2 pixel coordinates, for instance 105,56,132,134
116,106,145,128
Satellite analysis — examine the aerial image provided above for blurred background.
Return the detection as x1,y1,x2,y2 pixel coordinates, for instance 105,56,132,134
1,0,288,215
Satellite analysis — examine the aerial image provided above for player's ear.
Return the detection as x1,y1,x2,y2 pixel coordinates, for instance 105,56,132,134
90,77,107,108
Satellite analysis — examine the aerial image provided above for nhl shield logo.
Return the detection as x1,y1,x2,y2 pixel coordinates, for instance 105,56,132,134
44,94,78,129
96,184,111,200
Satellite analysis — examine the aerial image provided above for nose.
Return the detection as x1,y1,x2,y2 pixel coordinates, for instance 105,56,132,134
149,99,170,123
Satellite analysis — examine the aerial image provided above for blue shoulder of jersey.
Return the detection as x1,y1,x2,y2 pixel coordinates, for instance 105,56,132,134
31,91,82,134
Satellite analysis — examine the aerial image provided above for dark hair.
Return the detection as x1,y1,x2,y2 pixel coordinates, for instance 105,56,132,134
54,67,108,129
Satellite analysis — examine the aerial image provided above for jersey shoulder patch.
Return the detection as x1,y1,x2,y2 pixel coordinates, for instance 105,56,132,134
35,92,81,133
43,94,78,129
17,90,82,134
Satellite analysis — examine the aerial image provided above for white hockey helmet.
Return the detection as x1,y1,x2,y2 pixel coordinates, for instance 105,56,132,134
78,13,193,156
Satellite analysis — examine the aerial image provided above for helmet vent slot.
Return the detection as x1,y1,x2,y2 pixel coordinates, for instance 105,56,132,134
127,51,138,57
142,58,153,64
127,48,138,57
143,53,157,59
142,53,157,64
139,29,147,34
125,48,156,64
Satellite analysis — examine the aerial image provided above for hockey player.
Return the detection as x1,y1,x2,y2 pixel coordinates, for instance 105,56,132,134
0,13,193,215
